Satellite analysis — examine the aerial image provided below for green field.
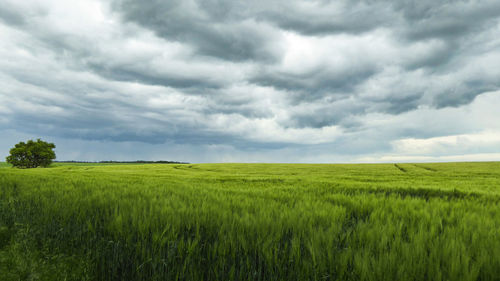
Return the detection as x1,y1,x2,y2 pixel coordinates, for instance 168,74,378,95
1,162,499,280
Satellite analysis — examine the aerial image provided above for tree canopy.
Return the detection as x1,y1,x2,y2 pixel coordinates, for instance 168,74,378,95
6,139,56,168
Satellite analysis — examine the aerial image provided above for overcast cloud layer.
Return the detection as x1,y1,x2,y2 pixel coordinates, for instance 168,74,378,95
1,0,500,163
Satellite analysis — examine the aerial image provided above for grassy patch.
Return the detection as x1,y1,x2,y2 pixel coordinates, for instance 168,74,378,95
1,162,499,280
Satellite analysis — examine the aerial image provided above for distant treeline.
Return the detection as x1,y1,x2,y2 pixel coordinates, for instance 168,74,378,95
55,160,189,164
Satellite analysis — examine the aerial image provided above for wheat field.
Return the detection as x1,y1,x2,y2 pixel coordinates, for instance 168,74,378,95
1,162,499,280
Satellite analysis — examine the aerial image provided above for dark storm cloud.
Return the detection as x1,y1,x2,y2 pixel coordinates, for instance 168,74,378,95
392,0,500,41
280,98,367,129
433,81,499,108
111,0,283,62
1,0,500,162
89,64,223,89
403,41,457,70
0,6,26,26
112,0,500,43
251,64,379,102
252,1,393,35
0,2,239,92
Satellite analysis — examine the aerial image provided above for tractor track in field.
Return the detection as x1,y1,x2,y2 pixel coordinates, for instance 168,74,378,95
413,164,438,172
394,164,407,173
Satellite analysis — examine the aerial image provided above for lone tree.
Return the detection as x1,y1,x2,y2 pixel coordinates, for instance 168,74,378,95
6,139,56,168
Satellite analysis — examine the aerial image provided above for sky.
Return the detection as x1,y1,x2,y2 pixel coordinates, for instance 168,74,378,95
1,0,500,163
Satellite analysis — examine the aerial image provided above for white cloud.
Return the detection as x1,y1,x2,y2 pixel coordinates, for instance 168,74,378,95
392,131,500,155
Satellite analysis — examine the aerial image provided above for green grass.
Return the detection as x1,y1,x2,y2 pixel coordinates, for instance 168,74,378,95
50,162,150,167
1,162,499,280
